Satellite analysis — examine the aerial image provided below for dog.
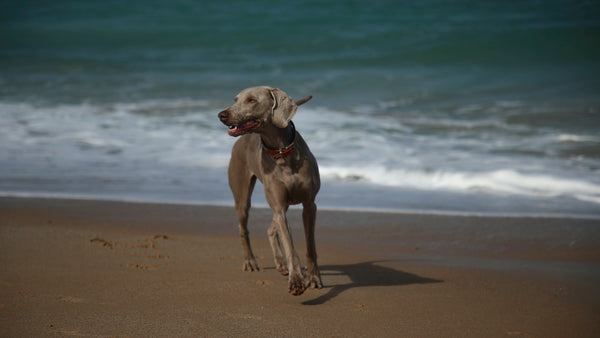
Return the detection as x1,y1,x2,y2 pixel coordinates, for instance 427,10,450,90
218,86,322,295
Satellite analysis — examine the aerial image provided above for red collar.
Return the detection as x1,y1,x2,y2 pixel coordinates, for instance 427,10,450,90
260,122,297,160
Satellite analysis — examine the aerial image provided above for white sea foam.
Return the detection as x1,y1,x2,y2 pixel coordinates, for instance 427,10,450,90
1,100,600,216
319,166,600,205
556,134,600,143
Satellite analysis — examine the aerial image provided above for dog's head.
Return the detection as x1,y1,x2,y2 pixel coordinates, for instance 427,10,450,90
218,86,297,137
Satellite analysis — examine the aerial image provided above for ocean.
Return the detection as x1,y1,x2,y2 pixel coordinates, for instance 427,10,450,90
1,0,599,218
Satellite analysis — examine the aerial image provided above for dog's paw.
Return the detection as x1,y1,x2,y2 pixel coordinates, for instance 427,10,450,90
306,274,323,289
242,259,259,272
288,274,306,296
275,257,288,276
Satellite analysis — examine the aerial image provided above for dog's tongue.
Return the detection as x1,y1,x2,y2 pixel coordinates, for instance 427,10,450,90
228,120,259,137
228,126,242,137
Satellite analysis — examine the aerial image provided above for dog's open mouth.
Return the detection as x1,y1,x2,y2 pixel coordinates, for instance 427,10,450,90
228,120,260,137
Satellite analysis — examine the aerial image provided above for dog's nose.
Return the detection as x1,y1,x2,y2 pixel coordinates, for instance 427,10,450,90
218,109,229,123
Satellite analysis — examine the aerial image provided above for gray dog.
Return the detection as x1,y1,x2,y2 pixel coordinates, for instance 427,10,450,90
218,86,322,295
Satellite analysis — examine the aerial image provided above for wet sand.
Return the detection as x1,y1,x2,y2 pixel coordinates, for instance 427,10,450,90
1,197,599,337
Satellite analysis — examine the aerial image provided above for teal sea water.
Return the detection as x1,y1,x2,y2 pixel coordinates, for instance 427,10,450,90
1,0,600,217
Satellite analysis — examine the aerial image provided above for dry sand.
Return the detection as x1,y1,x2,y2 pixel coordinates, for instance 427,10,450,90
1,197,599,337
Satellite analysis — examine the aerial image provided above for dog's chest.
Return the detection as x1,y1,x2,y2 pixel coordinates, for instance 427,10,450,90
268,163,312,203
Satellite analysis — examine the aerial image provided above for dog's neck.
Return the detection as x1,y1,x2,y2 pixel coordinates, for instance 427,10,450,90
259,121,297,159
260,121,295,149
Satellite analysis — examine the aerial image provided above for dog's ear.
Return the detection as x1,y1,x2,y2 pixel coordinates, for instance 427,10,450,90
270,88,297,128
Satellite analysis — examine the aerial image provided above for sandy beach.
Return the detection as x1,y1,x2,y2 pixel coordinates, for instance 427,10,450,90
1,196,599,337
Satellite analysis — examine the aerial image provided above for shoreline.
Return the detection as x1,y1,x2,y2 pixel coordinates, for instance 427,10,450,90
1,196,599,336
2,192,599,221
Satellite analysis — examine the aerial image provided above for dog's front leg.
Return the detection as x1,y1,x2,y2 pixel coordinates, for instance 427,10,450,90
229,167,259,272
303,201,323,289
268,221,288,276
237,207,259,272
272,210,305,296
239,223,259,271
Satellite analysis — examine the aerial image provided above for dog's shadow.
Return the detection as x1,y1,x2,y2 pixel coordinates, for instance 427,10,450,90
303,261,443,305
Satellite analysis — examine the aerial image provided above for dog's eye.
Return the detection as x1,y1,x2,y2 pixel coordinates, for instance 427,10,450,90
246,98,257,104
